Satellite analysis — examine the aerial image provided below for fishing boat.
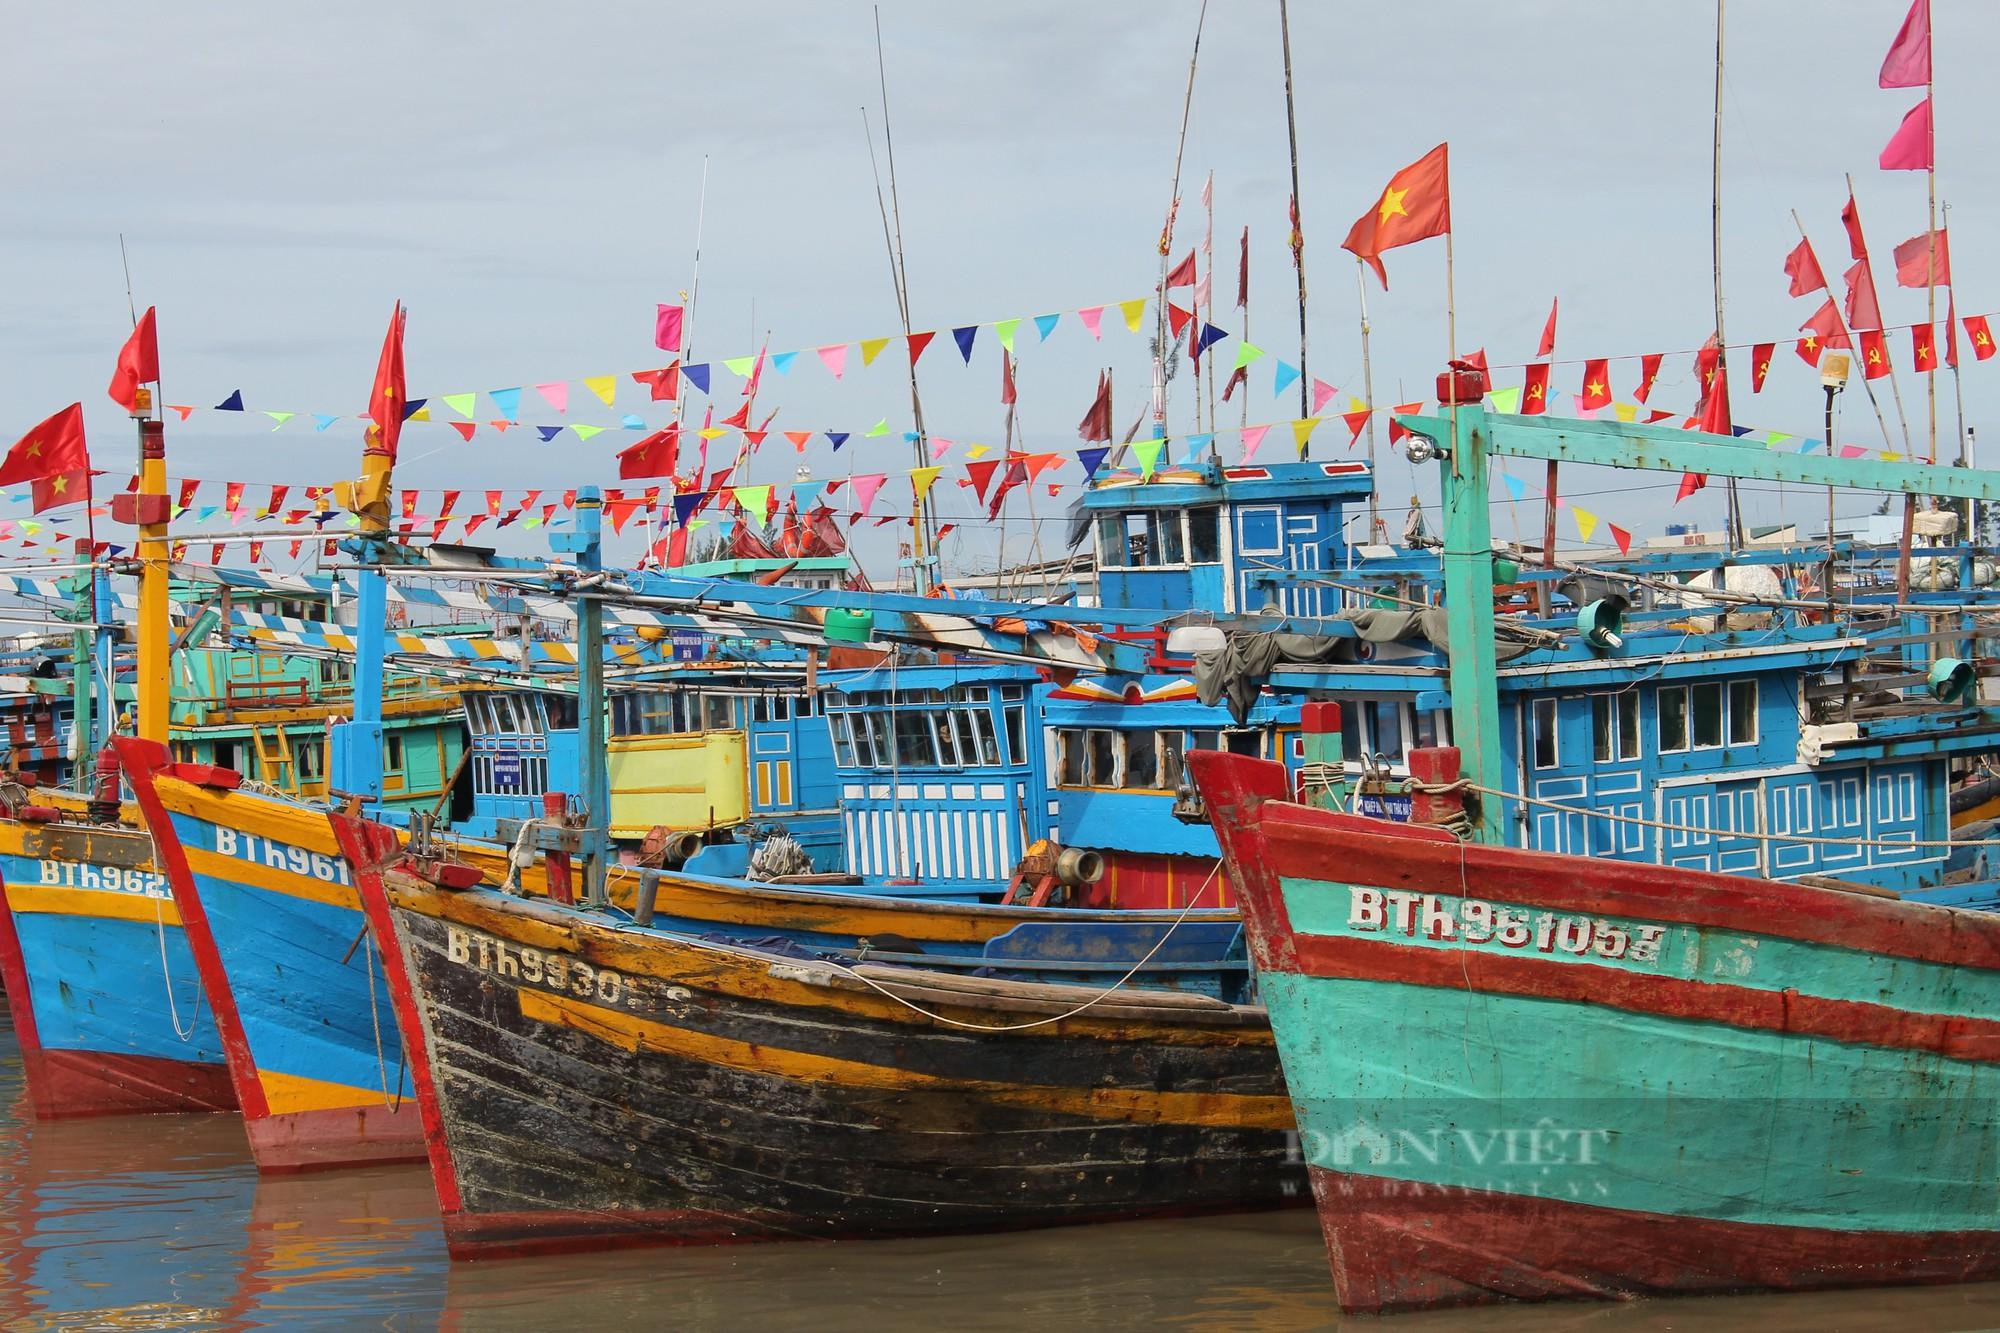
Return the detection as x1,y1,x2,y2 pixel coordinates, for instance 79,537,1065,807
1185,393,2000,1312
337,813,1302,1260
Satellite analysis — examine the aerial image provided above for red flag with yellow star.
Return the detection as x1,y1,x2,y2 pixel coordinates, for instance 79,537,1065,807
1912,323,1937,373
1341,144,1450,289
366,303,407,461
0,403,89,513
1580,360,1611,411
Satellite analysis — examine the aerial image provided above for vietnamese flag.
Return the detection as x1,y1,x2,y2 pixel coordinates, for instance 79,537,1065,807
1859,329,1892,379
0,403,90,513
1698,361,1731,439
107,307,159,413
1341,143,1450,289
617,427,680,480
1966,314,1997,361
1798,298,1850,363
1912,323,1937,373
366,303,407,460
1579,360,1611,411
1521,363,1550,416
1633,353,1663,404
1751,343,1775,393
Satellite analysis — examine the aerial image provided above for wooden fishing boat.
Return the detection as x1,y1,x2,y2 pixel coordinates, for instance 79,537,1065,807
1192,746,2000,1313
338,815,1305,1260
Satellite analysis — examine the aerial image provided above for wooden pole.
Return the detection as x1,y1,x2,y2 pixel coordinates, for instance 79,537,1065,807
1356,260,1379,536
1278,0,1310,435
1712,0,1743,549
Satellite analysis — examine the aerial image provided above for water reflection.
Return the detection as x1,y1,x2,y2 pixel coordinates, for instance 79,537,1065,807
8,1010,2000,1331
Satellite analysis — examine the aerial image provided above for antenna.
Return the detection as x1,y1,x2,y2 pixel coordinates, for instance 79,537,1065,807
118,234,138,326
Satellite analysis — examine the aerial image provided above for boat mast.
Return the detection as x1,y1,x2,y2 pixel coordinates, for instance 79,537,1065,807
1278,0,1311,441
1712,0,1744,550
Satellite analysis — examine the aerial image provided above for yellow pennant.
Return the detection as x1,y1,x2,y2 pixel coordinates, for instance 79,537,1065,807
910,466,943,500
583,376,616,407
1119,299,1146,333
1573,506,1599,542
1613,402,1638,423
1292,418,1319,448
860,338,891,366
964,444,991,459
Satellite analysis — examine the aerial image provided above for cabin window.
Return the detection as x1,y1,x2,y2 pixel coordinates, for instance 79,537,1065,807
752,695,769,723
703,695,735,731
1125,732,1159,789
1188,728,1222,754
1530,698,1559,770
830,713,856,766
930,712,961,767
1691,683,1724,749
297,741,323,780
1658,687,1689,752
1728,680,1758,745
383,733,405,774
771,695,790,722
1225,730,1263,757
463,695,490,736
1000,685,1026,701
1188,507,1222,563
1056,731,1086,785
1159,731,1186,790
546,695,577,730
1085,729,1119,786
1363,700,1407,763
894,710,936,767
1592,692,1639,762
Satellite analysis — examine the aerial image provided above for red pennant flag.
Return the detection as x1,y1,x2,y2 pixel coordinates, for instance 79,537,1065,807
439,490,458,517
1880,97,1933,172
1675,471,1707,503
1077,371,1112,443
1342,409,1371,441
908,331,935,364
0,404,90,514
1579,360,1611,411
365,303,407,461
1521,363,1550,416
1880,0,1931,88
1783,239,1827,298
1844,259,1884,330
1646,410,1676,424
464,515,487,536
448,421,475,442
1164,251,1197,288
965,459,1001,502
1893,229,1950,288
1166,303,1193,338
289,540,303,559
107,307,159,413
1860,329,1892,379
1633,353,1663,404
1001,353,1017,406
631,364,681,401
1799,298,1851,357
1341,143,1451,289
1698,361,1731,439
1966,314,1996,362
720,402,751,430
1607,524,1633,555
1840,193,1868,261
1751,343,1775,393
1912,323,1937,372
1537,299,1558,358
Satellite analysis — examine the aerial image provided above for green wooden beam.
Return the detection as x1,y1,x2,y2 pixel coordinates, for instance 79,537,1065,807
1398,412,2000,500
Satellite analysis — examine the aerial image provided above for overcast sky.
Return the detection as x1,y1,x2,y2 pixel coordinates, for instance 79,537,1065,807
2,1,1988,574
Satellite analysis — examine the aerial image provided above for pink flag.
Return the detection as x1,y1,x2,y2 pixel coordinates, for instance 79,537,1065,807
1311,378,1337,413
816,345,848,380
1893,229,1951,288
850,473,886,514
655,304,684,352
534,382,568,414
929,437,951,462
1240,424,1271,463
1879,0,1930,89
1880,97,1933,171
1077,306,1104,340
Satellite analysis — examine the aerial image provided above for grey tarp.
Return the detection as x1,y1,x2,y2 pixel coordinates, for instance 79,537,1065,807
1192,608,1533,724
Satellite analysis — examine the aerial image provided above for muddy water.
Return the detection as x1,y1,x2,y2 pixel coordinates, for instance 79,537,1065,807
4,1018,2000,1331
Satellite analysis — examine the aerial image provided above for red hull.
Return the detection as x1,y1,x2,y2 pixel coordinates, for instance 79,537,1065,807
1311,1166,2000,1313
244,1104,429,1174
17,1047,237,1119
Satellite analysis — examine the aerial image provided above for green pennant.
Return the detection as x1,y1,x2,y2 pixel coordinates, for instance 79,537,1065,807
866,418,890,436
442,393,478,419
1766,432,1794,449
573,425,605,441
264,411,294,429
994,318,1021,352
1488,385,1522,414
1232,341,1265,370
1132,438,1164,477
723,356,756,377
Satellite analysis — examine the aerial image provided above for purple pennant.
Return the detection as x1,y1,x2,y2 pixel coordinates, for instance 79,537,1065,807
953,326,978,362
537,426,563,442
683,363,711,394
826,431,849,452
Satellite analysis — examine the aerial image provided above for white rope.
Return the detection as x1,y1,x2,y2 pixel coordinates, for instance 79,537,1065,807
831,861,1226,1032
1471,781,1976,852
156,895,200,1041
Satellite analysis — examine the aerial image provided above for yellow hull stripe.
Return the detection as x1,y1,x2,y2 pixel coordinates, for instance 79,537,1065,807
4,883,183,927
515,988,1294,1131
257,1066,397,1115
183,845,358,912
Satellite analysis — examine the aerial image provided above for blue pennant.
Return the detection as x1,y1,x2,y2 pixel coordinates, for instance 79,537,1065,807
215,390,244,411
1183,432,1216,463
490,387,522,420
537,426,563,442
312,414,339,432
1078,446,1110,479
1272,362,1301,398
1034,313,1061,342
770,351,798,376
684,363,711,394
827,431,850,452
673,492,702,527
401,398,427,420
1197,323,1229,352
621,415,646,429
953,326,978,362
